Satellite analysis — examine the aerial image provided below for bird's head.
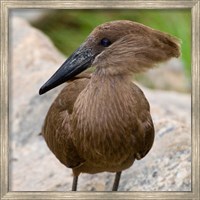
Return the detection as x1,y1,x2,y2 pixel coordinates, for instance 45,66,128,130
39,20,180,95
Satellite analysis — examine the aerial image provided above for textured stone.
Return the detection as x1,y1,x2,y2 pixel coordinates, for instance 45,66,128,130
9,17,191,192
135,58,190,92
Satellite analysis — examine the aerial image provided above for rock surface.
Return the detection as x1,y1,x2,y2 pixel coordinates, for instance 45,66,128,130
135,58,190,93
9,17,191,192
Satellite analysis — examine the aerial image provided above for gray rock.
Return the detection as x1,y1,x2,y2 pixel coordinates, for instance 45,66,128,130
134,58,190,92
10,17,65,145
9,17,191,192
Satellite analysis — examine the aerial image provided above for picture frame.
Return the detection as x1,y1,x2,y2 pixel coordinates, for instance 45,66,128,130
0,0,199,199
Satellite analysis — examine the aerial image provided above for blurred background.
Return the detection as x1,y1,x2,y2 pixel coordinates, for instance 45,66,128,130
13,9,191,92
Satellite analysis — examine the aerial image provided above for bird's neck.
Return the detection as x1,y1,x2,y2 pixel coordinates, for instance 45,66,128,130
73,71,135,129
91,68,132,86
74,72,133,110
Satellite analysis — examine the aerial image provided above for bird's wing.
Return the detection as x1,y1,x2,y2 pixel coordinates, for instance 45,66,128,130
130,83,155,160
42,75,90,168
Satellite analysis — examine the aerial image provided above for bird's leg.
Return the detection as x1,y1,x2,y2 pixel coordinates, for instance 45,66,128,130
112,171,122,191
72,176,78,191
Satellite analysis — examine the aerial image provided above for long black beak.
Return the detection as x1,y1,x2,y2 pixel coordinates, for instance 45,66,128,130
39,44,94,95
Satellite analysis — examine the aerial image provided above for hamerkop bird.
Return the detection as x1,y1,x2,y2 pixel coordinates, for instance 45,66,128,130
39,20,180,191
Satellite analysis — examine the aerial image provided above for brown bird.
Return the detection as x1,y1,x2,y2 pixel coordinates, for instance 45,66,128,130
39,20,180,191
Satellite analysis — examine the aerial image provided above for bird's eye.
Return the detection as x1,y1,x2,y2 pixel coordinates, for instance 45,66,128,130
100,38,111,47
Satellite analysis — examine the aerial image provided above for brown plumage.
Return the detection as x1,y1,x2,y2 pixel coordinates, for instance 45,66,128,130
39,20,180,191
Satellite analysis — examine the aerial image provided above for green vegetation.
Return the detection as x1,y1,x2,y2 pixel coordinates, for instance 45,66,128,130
32,9,191,76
